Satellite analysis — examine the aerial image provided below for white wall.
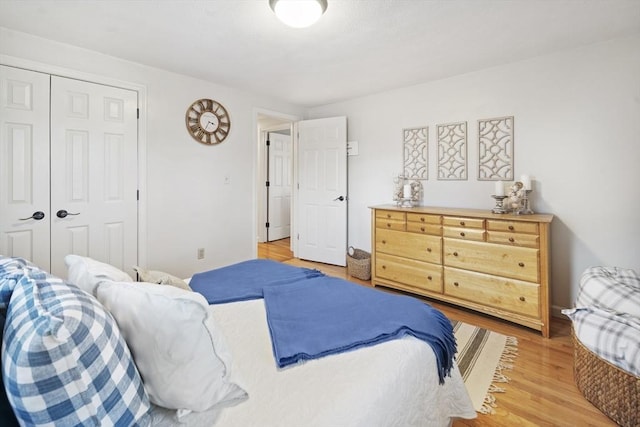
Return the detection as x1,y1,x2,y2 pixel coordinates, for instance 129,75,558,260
0,28,304,278
308,35,640,314
2,27,638,314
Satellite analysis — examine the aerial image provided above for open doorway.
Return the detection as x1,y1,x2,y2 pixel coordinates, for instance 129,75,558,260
255,111,348,266
256,112,297,252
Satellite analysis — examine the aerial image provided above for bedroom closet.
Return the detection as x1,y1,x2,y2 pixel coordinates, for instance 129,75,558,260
0,65,138,278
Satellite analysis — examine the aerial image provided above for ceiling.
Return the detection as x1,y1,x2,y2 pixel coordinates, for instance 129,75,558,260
1,0,639,107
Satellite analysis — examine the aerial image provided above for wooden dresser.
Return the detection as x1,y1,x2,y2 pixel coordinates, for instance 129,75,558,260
370,205,554,337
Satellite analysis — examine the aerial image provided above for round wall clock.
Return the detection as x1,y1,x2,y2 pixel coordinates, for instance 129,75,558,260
185,98,231,145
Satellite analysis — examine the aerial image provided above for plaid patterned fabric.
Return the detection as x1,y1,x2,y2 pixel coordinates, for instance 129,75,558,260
1,256,151,426
563,266,640,377
564,306,640,377
0,256,31,310
576,266,640,317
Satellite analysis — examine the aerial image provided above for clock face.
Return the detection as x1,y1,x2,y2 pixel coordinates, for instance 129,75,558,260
185,99,231,145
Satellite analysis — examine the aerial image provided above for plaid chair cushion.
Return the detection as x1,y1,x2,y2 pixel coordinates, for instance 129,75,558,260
1,257,151,426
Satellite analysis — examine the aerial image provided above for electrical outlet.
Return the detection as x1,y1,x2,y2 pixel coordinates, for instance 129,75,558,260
197,248,205,259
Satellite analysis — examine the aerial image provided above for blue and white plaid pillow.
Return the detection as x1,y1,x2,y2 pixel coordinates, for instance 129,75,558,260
1,260,151,426
0,256,31,309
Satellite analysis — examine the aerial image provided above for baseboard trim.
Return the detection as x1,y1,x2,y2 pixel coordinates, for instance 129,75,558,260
551,304,568,319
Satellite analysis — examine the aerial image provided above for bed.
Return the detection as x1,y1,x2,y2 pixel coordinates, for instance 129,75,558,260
0,255,476,427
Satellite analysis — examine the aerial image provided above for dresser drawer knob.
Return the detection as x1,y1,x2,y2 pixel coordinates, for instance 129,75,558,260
382,265,387,269
427,275,432,281
426,248,432,253
460,232,465,237
453,252,458,257
459,221,465,226
382,240,387,244
509,237,515,243
421,217,426,222
386,214,391,218
453,282,459,287
508,225,515,231
420,227,425,232
519,296,526,302
518,262,525,267
386,223,392,228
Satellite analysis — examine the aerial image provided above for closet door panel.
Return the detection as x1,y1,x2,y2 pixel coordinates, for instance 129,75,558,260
50,76,138,278
0,65,51,270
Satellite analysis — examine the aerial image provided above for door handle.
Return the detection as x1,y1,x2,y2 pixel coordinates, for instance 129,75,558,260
333,196,345,201
56,209,80,219
20,211,45,221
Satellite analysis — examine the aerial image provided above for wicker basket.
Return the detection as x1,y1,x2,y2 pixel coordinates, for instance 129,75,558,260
573,330,639,426
346,246,371,281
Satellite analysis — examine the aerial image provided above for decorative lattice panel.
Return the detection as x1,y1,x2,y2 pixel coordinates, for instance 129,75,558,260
403,127,428,180
437,122,467,180
478,116,514,180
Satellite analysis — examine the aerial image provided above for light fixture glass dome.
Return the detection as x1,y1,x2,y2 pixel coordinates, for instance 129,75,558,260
269,0,328,28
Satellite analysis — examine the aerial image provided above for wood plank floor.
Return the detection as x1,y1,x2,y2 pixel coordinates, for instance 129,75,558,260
258,238,616,427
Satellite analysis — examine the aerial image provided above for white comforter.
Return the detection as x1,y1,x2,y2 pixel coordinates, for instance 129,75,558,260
151,300,476,427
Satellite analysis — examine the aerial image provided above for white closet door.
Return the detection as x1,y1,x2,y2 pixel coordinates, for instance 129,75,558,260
50,76,138,278
0,65,51,270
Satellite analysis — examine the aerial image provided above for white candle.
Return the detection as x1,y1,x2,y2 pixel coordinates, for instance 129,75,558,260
494,180,504,196
403,184,412,198
520,175,532,190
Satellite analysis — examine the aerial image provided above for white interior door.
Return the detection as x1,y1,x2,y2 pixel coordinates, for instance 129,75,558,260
49,76,138,278
0,65,52,270
297,116,347,266
267,131,292,241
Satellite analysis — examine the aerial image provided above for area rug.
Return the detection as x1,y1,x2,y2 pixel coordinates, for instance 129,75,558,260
452,320,518,414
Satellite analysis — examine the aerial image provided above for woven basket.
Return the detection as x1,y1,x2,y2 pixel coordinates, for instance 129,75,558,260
573,330,639,426
346,246,371,281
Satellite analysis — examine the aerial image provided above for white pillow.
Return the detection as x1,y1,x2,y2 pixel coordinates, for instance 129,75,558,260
64,254,133,295
95,280,247,417
132,266,191,291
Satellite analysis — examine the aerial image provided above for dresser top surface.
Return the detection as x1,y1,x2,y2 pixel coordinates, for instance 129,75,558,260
370,204,554,223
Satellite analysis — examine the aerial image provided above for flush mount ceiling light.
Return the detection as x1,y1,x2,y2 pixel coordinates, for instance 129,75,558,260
269,0,328,28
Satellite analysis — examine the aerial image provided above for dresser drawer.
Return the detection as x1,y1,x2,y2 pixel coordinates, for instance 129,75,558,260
406,213,441,225
376,228,441,264
443,238,539,282
377,253,442,293
486,219,538,234
443,227,485,241
375,217,405,231
442,216,484,229
444,267,540,318
376,210,406,221
406,221,441,236
487,231,539,248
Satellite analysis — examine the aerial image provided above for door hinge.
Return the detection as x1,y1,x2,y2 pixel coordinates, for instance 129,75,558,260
297,233,300,240
265,181,270,187
136,190,139,201
136,108,140,119
266,139,270,146
265,222,270,228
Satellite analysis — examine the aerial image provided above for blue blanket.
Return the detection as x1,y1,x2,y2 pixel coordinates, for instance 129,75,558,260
190,259,324,304
263,276,456,384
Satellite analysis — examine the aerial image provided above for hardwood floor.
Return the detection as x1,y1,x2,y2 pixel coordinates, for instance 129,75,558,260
257,238,616,427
